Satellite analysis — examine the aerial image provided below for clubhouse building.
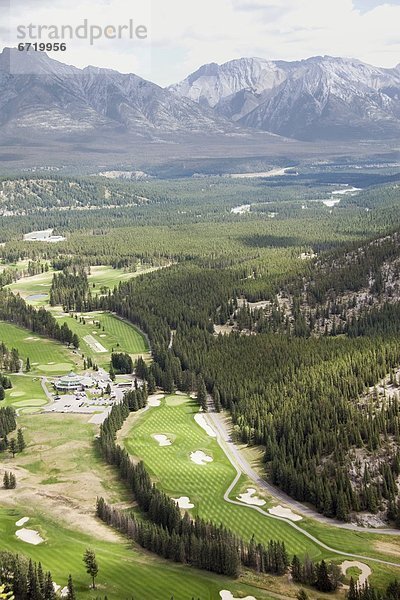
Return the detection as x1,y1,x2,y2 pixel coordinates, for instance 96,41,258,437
54,372,94,392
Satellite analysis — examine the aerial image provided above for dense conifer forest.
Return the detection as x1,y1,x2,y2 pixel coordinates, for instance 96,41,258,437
3,175,400,527
0,291,77,348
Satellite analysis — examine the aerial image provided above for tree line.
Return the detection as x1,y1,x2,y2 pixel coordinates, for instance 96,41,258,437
97,399,290,579
0,407,16,452
0,291,78,349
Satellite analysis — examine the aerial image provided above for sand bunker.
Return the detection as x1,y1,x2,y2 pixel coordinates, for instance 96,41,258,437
220,592,256,600
148,398,161,407
340,561,371,586
194,413,217,437
190,450,213,465
268,505,302,521
16,528,44,545
15,517,30,527
152,434,172,447
148,394,164,407
237,488,266,507
174,496,194,509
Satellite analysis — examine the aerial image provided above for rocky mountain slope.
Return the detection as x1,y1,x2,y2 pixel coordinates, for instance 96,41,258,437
171,56,400,140
0,48,231,136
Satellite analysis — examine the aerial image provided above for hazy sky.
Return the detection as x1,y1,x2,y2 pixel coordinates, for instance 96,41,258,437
1,0,400,85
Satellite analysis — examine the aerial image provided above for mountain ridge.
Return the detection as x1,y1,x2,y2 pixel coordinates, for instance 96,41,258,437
1,47,400,146
170,55,400,140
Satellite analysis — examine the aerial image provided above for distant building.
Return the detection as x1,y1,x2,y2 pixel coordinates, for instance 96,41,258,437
54,372,94,391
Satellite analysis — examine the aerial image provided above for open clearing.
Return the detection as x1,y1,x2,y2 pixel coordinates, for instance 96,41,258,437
0,507,273,600
4,376,48,412
52,311,149,368
123,396,324,560
0,405,274,600
0,321,77,373
7,264,161,306
122,395,400,588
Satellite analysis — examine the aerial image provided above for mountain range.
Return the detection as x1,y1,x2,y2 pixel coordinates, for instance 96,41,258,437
171,56,400,140
0,47,400,146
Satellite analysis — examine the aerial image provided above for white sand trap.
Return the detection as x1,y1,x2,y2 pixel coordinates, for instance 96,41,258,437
174,496,194,509
194,413,216,437
60,586,69,598
340,561,371,586
100,334,107,338
190,450,213,465
153,434,172,447
268,505,302,521
53,583,61,593
16,517,30,527
148,398,161,407
148,394,164,407
16,528,44,545
237,488,266,507
220,591,256,600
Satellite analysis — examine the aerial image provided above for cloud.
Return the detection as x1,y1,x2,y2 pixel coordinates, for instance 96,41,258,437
0,0,399,85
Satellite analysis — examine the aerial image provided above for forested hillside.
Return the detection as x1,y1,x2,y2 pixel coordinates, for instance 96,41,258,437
3,173,400,525
97,223,400,524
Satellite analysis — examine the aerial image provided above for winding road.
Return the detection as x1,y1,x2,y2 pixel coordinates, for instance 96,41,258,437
204,404,400,568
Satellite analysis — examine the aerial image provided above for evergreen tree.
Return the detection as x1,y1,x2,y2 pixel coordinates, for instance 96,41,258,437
83,549,98,590
315,560,333,592
17,428,26,452
66,575,76,600
8,440,17,458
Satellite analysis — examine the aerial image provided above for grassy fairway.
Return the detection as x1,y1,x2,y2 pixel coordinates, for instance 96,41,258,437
123,396,324,561
51,311,149,369
88,264,160,291
3,375,48,413
0,509,280,600
7,264,160,306
123,396,400,587
8,270,54,306
0,409,276,600
0,321,77,373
